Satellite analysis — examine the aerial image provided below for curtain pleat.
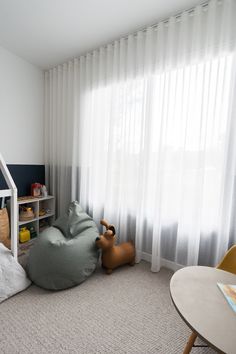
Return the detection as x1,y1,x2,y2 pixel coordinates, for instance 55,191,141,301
45,0,236,270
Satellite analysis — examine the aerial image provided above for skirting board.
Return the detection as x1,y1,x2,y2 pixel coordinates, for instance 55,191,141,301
138,251,183,272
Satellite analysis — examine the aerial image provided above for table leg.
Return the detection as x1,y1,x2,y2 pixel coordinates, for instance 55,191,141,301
183,331,197,354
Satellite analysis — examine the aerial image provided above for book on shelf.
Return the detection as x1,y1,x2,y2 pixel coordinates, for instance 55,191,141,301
217,283,236,313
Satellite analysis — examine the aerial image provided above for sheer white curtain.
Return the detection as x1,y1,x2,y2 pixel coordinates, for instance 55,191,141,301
45,0,236,271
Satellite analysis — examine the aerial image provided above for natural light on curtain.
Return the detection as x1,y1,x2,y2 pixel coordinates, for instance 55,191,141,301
84,55,233,226
45,0,236,271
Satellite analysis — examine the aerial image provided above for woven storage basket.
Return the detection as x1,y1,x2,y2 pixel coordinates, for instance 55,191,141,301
0,207,11,249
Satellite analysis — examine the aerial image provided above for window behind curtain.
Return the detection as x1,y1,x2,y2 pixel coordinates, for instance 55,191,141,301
82,54,234,234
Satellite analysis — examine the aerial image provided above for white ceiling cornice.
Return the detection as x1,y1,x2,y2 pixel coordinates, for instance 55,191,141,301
0,0,204,69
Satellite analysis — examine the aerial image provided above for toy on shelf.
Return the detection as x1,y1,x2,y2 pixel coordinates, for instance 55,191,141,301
29,226,37,239
96,219,135,274
31,183,42,197
41,185,48,197
39,208,46,216
19,227,30,243
19,206,34,221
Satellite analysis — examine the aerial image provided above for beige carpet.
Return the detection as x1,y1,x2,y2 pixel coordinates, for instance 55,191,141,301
0,262,216,354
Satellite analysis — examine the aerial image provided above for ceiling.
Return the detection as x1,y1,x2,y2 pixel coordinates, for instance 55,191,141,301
0,0,204,70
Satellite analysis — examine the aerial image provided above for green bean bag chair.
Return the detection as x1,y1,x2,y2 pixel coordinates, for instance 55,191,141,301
27,201,99,290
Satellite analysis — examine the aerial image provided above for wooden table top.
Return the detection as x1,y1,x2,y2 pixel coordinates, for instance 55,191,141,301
170,266,236,354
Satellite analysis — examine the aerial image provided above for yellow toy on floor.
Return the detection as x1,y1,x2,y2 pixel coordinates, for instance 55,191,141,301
96,219,135,274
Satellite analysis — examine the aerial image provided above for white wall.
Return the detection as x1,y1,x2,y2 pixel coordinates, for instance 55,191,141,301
0,46,44,164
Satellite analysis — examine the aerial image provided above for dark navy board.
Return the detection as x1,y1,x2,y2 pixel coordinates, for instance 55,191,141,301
0,165,45,197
